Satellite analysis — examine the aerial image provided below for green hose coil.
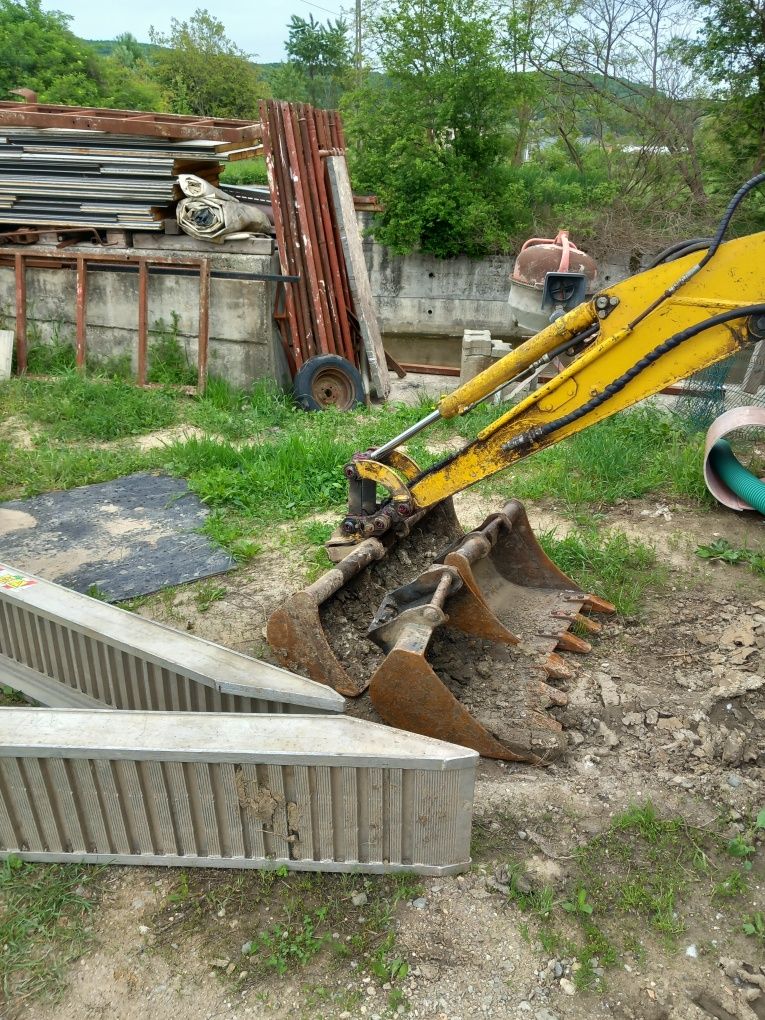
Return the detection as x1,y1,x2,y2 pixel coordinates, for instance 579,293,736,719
708,438,765,514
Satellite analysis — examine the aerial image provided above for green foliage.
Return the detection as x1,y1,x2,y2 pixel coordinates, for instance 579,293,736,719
344,0,519,257
743,912,765,941
0,0,164,111
0,0,102,103
696,538,765,576
248,908,331,975
148,313,197,386
149,9,268,118
680,0,765,182
280,13,351,108
220,158,269,186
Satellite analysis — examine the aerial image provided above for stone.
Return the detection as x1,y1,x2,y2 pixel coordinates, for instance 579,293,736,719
598,721,620,748
412,897,428,910
622,712,645,726
597,675,620,707
352,892,369,907
726,773,742,788
559,978,577,995
645,709,659,726
534,1011,560,1020
656,716,682,731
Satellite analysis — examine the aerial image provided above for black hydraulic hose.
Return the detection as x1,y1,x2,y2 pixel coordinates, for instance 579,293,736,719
696,172,765,272
645,237,713,270
625,173,765,333
503,305,765,454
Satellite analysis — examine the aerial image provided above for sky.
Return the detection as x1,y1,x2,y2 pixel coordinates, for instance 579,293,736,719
49,0,351,63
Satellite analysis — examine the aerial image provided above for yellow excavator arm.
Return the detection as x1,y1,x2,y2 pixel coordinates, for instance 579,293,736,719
268,176,765,765
338,228,765,546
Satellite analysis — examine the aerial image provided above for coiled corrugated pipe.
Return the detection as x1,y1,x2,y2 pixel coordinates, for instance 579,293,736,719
707,439,765,514
703,407,765,513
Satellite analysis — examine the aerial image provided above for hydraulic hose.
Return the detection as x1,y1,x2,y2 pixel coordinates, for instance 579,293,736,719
707,439,765,514
504,304,765,453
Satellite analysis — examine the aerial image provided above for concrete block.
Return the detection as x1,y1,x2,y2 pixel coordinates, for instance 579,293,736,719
0,709,478,874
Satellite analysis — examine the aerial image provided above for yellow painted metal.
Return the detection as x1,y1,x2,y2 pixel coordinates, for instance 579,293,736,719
354,459,413,503
438,301,598,418
405,232,765,509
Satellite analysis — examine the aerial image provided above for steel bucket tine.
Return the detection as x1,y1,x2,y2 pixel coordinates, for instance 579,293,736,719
366,565,567,765
266,538,385,697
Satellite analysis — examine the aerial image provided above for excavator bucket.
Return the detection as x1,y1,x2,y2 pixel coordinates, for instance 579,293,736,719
267,499,613,764
266,501,464,697
366,500,614,764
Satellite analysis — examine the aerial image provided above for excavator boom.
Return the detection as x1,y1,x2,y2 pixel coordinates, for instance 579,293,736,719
268,177,765,764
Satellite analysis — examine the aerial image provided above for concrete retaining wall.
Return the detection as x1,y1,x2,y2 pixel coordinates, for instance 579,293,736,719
359,212,639,341
0,239,288,389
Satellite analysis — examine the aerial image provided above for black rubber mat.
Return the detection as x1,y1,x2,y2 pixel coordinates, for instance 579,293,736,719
0,473,234,601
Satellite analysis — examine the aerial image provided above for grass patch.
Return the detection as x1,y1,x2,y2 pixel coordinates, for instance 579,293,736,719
155,868,421,1010
482,405,711,510
17,374,177,442
0,372,718,570
500,802,764,991
538,524,665,615
148,314,197,387
0,856,100,1009
0,440,163,503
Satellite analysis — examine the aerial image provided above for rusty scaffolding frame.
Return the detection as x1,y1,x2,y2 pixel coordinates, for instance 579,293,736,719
4,249,211,394
261,101,359,374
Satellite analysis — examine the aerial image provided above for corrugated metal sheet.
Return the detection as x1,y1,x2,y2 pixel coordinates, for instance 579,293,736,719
0,710,477,875
0,562,343,715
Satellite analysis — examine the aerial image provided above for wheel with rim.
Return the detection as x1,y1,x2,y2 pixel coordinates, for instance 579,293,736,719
293,354,365,411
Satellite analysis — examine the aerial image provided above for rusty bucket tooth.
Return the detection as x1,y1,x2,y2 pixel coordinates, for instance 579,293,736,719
543,652,574,681
266,538,386,697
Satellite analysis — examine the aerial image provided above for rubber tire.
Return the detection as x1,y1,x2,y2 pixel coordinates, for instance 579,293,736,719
293,354,365,412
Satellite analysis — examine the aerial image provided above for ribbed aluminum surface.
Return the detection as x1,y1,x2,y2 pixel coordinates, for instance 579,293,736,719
0,711,477,875
0,563,343,715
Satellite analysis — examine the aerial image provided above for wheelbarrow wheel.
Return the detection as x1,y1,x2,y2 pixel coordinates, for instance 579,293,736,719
293,354,365,412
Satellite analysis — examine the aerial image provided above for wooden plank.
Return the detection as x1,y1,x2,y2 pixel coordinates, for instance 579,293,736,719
326,156,390,400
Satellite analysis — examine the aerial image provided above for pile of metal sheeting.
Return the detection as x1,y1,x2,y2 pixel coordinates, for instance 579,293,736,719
0,130,239,231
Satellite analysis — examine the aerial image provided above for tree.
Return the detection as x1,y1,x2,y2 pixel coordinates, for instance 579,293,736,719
149,9,268,118
0,0,102,103
539,0,710,208
680,0,765,177
344,0,520,257
281,14,352,108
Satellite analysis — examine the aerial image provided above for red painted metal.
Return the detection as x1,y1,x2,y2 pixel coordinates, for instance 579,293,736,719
260,99,369,381
0,101,261,144
5,248,211,393
137,260,148,385
75,256,87,371
271,102,316,361
14,252,26,374
197,258,210,396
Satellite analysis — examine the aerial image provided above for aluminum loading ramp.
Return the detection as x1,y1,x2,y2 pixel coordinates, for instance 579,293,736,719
0,563,343,715
0,710,477,875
